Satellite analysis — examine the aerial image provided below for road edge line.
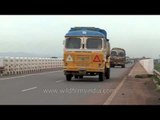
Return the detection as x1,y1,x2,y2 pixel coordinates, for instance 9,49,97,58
103,63,136,105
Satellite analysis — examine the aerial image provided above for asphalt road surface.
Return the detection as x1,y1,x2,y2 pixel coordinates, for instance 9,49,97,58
0,64,133,105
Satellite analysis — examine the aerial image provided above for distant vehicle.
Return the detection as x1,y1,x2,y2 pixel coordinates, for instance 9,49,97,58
0,58,5,74
110,47,126,68
63,27,111,81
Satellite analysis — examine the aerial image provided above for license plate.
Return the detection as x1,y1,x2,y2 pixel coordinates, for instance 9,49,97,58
78,57,89,61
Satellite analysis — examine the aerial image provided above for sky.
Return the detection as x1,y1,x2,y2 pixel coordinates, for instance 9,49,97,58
0,15,160,59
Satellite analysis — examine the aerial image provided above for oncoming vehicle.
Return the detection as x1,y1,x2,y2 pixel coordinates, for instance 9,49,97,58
63,27,110,81
110,47,126,68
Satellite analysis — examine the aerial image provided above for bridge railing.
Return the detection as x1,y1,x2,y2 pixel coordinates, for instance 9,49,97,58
0,57,63,76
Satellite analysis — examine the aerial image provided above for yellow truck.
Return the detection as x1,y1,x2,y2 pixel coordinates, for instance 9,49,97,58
63,27,110,81
110,47,126,68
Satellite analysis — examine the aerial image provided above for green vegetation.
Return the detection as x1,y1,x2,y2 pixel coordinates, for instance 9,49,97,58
152,75,160,85
152,75,160,91
153,64,160,90
154,63,160,72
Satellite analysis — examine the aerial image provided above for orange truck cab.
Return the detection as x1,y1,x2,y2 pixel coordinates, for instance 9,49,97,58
63,27,110,81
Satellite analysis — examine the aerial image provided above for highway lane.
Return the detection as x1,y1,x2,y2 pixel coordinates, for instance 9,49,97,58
0,64,133,105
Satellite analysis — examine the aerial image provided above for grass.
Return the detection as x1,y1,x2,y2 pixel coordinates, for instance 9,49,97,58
152,75,160,85
154,63,160,72
152,75,160,91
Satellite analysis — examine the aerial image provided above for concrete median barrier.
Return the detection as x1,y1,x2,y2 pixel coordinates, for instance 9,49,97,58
139,59,154,74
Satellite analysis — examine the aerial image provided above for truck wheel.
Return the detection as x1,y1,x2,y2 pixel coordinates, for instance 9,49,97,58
105,68,110,79
99,73,104,81
66,74,72,81
111,64,114,68
122,64,125,68
79,75,83,79
75,75,78,79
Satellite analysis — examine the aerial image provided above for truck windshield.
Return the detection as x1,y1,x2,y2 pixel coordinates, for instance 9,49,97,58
65,38,81,49
86,38,102,49
111,50,125,57
118,52,125,57
111,51,117,56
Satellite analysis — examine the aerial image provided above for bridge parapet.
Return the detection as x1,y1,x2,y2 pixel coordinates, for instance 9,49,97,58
0,57,63,76
139,59,154,74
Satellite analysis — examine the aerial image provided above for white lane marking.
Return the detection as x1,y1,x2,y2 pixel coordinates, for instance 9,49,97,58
21,87,37,92
56,80,65,83
128,68,134,76
103,77,127,105
0,70,62,81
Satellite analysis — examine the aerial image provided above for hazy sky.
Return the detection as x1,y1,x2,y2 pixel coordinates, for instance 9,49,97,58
0,15,160,58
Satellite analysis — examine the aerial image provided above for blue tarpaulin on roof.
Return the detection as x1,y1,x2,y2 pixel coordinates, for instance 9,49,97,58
65,27,107,38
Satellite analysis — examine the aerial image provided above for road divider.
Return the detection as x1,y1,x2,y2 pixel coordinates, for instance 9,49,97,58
139,59,154,74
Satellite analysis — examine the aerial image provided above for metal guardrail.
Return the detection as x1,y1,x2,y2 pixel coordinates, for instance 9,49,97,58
153,69,160,79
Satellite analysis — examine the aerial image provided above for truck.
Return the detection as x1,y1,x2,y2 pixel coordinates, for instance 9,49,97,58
110,47,126,68
63,27,110,81
0,58,5,74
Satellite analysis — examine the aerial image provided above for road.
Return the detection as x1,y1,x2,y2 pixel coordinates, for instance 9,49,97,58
0,64,133,105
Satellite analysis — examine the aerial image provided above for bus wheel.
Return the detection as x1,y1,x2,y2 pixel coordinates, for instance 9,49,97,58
105,68,110,79
99,73,104,81
66,74,72,81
